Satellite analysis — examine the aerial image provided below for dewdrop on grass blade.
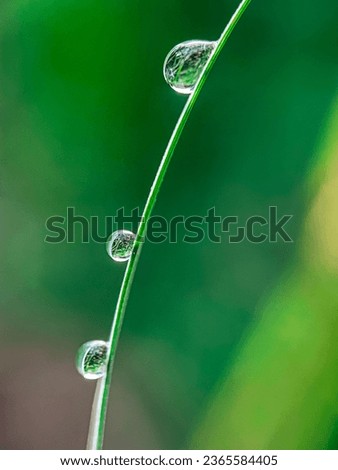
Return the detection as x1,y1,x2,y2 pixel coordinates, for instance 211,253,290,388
106,230,136,262
163,40,216,94
76,340,108,380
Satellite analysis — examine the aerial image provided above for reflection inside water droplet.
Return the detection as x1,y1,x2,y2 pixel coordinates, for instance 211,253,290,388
163,40,216,95
76,340,108,380
106,230,136,262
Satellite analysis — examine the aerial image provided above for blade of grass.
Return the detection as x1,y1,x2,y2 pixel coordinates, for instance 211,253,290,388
87,0,252,450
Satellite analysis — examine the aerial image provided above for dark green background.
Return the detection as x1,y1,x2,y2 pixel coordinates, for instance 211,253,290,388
0,0,337,449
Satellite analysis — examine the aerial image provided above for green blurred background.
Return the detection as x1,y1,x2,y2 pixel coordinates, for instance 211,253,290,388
0,0,337,449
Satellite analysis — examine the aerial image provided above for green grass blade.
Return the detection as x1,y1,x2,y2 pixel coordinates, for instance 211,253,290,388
87,0,252,450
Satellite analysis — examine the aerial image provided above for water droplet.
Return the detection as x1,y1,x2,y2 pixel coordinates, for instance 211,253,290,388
76,340,108,380
163,40,216,95
106,229,136,262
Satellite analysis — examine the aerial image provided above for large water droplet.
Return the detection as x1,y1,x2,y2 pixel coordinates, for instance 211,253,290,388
76,340,108,380
106,230,136,262
163,40,216,95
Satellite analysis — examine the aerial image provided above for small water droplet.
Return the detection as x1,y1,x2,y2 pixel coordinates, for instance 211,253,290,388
163,40,216,95
76,340,108,380
106,230,136,262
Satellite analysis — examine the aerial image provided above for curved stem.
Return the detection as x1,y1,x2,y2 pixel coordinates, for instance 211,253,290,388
87,0,252,450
